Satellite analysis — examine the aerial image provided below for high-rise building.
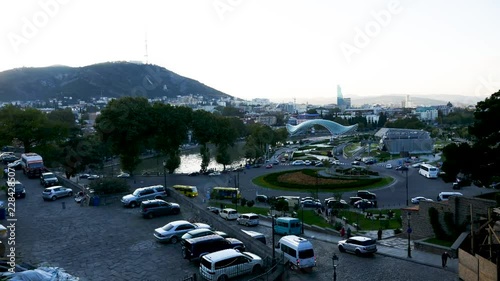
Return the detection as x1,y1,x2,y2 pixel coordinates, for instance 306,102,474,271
337,85,344,107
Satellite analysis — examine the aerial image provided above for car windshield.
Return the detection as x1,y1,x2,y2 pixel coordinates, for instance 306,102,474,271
161,224,174,231
29,163,43,169
44,174,56,179
298,249,314,259
132,189,142,196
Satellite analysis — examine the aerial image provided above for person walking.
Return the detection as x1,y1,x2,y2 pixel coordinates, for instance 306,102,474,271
340,226,345,238
377,228,383,240
442,251,452,268
346,227,351,238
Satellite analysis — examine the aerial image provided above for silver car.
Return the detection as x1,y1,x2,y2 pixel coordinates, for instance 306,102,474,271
154,220,211,244
338,236,377,256
42,186,73,201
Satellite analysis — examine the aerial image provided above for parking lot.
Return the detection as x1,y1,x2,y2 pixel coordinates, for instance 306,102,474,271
6,170,461,281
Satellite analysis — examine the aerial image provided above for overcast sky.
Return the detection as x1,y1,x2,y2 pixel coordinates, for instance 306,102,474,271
1,0,500,103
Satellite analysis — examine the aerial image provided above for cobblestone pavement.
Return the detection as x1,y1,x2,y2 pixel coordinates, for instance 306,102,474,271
9,172,460,281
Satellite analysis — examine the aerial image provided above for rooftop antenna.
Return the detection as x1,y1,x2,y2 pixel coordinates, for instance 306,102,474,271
144,32,149,64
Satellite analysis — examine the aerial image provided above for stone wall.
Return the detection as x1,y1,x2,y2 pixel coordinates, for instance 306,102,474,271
401,196,496,240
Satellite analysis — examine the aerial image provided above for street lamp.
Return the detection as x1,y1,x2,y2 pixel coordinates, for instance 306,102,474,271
162,161,167,191
332,253,339,281
301,205,304,234
407,211,412,258
271,210,276,262
405,168,409,206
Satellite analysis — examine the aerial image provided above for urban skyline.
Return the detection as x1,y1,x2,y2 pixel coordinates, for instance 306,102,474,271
1,1,500,102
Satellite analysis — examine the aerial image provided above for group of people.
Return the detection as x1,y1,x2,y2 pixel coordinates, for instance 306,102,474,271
339,226,352,238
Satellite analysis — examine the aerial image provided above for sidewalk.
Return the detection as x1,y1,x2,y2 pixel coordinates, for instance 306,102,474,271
259,220,458,273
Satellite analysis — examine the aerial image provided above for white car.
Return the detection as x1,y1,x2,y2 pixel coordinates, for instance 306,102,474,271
411,196,433,204
199,249,263,281
116,172,130,178
338,236,377,255
87,174,100,180
304,160,312,166
385,163,392,169
291,160,305,166
208,171,221,176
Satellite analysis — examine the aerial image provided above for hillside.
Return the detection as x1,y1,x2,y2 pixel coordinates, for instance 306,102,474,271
0,62,230,102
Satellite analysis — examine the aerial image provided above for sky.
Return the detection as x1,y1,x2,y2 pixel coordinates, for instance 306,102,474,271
1,0,500,104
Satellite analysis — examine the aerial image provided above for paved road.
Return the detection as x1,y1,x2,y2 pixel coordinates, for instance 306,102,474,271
7,160,474,281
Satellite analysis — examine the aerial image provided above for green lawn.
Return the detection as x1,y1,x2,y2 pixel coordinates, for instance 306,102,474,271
208,200,401,231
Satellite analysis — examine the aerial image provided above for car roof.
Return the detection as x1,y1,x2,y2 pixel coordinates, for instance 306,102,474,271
185,234,224,243
168,220,191,226
348,236,374,242
42,172,55,176
45,185,65,190
202,249,241,262
240,213,258,216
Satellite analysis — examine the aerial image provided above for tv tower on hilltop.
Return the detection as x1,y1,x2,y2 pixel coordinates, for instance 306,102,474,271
144,32,149,64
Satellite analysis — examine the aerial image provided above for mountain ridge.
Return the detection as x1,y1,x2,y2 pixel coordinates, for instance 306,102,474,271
0,62,230,102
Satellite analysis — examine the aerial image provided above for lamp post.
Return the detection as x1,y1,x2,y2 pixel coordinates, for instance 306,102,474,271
301,205,304,234
407,211,412,258
405,167,409,206
332,253,339,281
162,161,167,190
271,210,276,262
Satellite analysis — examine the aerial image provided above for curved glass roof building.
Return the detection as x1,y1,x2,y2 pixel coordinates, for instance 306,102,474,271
286,120,358,137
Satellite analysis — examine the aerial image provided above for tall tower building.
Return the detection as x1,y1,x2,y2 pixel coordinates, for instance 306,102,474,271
337,85,344,107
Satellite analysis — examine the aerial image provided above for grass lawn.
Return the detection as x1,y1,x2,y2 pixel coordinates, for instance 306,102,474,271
208,200,400,231
423,237,454,247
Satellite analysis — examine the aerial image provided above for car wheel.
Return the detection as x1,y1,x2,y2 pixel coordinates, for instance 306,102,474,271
218,275,228,281
182,249,188,259
252,264,262,274
170,236,178,244
68,191,73,197
51,196,57,201
147,213,154,219
355,249,361,256
130,202,137,208
338,245,345,253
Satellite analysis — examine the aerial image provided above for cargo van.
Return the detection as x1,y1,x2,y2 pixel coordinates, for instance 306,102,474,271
275,235,316,270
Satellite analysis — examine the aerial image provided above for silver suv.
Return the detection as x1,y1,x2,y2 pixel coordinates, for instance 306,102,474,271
121,185,166,208
338,236,377,255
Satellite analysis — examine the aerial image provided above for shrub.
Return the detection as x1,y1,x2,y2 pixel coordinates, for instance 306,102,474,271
240,198,248,207
89,178,130,195
246,200,255,207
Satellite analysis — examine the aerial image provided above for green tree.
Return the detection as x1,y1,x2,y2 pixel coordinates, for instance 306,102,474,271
95,97,153,175
192,110,216,173
59,135,104,179
212,116,238,170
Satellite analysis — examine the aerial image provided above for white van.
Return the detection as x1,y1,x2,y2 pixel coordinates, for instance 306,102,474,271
275,235,316,270
237,213,259,226
199,249,263,281
219,208,239,220
437,192,463,201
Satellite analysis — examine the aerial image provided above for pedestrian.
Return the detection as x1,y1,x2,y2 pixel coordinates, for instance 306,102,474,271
346,227,351,238
340,226,345,238
442,251,452,268
377,228,382,240
3,167,7,179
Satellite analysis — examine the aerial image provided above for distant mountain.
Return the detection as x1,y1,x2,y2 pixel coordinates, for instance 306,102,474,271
350,94,483,107
0,62,230,102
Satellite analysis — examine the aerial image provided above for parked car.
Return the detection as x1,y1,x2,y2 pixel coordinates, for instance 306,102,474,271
301,199,322,208
291,160,305,166
78,173,90,179
87,174,100,180
116,172,130,178
237,213,260,226
385,163,393,169
182,235,245,261
255,194,268,203
40,172,59,187
121,185,167,208
7,160,22,170
199,249,263,281
304,160,312,166
1,155,18,164
351,161,361,166
219,208,239,220
353,199,374,209
208,171,221,177
265,164,273,169
411,196,433,204
42,186,73,201
395,165,409,171
338,236,378,255
5,180,26,199
181,228,229,244
206,206,221,214
140,199,180,218
154,220,211,244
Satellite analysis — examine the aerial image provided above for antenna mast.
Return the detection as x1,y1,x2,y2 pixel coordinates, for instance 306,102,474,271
144,32,149,64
